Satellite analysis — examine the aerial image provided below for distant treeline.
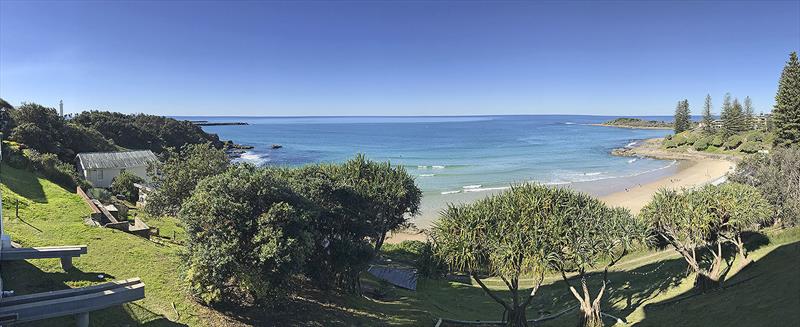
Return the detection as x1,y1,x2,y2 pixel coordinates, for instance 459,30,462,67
0,102,224,163
601,117,673,129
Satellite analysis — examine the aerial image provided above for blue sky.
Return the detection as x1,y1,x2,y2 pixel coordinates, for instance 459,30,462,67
1,1,798,116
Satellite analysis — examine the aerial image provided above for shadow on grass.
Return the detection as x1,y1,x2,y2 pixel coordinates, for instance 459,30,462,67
1,164,47,203
634,241,800,327
0,260,186,327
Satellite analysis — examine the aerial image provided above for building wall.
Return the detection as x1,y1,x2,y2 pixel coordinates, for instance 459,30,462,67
82,165,150,188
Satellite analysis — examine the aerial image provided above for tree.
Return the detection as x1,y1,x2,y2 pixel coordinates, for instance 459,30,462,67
548,189,645,327
772,52,800,147
434,184,644,327
730,147,800,227
0,97,12,137
706,183,770,266
338,154,421,252
673,99,691,134
702,94,714,134
433,184,558,326
179,165,312,305
284,163,376,294
145,142,230,216
743,96,755,130
111,171,144,202
721,95,747,136
641,185,769,291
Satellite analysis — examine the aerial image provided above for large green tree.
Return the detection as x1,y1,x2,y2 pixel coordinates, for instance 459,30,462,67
145,142,230,216
433,184,560,326
434,184,644,327
772,52,800,147
179,165,312,305
641,184,769,290
673,99,691,134
338,154,421,252
743,96,755,130
702,94,715,134
721,95,747,136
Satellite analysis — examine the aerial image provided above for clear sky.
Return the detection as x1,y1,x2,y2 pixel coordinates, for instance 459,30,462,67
1,1,798,116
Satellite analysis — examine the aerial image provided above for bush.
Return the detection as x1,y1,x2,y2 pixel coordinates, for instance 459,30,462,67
693,137,710,151
663,139,677,148
111,171,144,202
723,135,744,150
739,141,763,154
710,134,725,147
672,133,689,146
415,242,447,279
730,147,800,226
89,188,113,203
24,149,86,189
683,132,699,145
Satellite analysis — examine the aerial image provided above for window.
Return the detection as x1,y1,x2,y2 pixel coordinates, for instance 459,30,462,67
98,170,104,180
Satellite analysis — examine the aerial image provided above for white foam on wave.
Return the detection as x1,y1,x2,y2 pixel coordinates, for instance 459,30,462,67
564,122,576,125
419,174,435,177
628,158,638,164
462,185,482,189
417,165,428,169
441,190,461,195
626,141,638,148
583,172,603,176
237,151,270,165
463,186,511,193
431,165,446,169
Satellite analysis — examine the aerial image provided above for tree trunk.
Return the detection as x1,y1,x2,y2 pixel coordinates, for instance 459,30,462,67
694,271,721,291
578,301,603,327
735,235,751,268
505,307,528,327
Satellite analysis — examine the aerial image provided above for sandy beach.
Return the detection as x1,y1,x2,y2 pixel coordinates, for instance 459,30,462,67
385,138,736,244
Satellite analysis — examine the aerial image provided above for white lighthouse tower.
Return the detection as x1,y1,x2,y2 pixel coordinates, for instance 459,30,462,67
59,100,64,117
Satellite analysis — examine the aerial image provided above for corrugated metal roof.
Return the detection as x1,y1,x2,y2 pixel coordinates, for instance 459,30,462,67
77,150,158,169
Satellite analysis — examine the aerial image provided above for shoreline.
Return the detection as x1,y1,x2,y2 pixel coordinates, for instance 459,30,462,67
385,137,736,244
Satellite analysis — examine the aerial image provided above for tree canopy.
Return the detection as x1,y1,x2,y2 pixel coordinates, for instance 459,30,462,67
673,99,691,134
433,184,644,327
702,94,714,134
772,52,800,147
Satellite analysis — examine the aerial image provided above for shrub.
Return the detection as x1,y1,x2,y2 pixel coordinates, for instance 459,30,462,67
415,242,447,279
684,132,699,145
693,137,710,151
111,171,144,202
739,141,763,154
723,135,744,150
24,149,86,189
662,139,677,148
672,133,689,146
710,134,725,147
730,147,800,226
89,188,113,203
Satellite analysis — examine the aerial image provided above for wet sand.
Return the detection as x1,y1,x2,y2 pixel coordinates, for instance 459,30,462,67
385,138,736,244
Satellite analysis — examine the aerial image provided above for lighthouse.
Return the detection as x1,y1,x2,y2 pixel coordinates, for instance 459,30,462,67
59,100,64,117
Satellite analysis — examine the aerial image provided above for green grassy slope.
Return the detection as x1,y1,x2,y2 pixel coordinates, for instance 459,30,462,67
0,164,231,326
2,164,797,326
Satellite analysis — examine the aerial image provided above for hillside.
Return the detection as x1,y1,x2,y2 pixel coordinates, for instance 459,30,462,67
1,165,798,326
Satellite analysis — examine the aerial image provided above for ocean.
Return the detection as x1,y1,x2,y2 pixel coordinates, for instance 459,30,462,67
182,115,675,227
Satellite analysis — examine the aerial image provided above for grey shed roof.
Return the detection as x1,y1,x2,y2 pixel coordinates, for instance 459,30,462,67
77,150,158,169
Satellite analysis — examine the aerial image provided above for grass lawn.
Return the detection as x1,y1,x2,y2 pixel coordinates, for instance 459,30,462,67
2,163,798,326
0,164,232,326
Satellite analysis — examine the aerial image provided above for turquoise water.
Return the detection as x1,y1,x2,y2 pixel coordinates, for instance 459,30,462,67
184,115,674,225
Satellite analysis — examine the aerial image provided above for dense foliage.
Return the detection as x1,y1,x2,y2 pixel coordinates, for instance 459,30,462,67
601,118,672,129
145,143,231,216
730,147,800,227
772,52,800,147
5,103,116,161
702,94,714,134
641,184,770,290
180,165,312,305
673,99,691,134
111,171,145,202
433,184,644,327
1,142,87,189
178,154,420,306
72,111,224,153
720,94,749,136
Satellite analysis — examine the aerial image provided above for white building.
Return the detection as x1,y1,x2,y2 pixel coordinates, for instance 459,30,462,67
76,150,158,188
